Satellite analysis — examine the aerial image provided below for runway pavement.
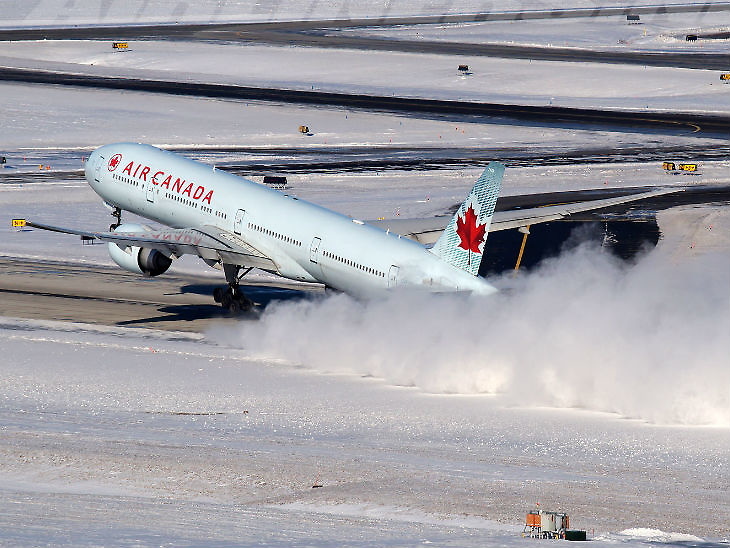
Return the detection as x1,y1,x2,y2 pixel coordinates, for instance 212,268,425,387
240,30,730,71
1,6,729,70
209,145,730,174
2,67,728,135
3,3,730,42
3,8,729,136
0,257,313,332
4,143,730,184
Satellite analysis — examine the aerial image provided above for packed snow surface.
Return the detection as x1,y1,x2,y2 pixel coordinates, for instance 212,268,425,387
3,0,724,26
5,78,666,151
1,219,729,545
0,79,724,178
353,10,730,53
1,3,728,544
1,38,728,113
2,159,729,545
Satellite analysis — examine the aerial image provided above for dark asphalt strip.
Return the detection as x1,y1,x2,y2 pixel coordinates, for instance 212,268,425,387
2,3,729,38
2,6,729,70
274,31,730,70
1,67,728,135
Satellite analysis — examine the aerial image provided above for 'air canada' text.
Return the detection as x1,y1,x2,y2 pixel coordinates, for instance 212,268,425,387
121,160,214,204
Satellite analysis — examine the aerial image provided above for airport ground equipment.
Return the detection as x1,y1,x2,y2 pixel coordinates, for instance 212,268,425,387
523,509,588,541
112,42,128,50
263,175,287,189
564,530,587,541
523,510,569,539
720,73,730,81
663,161,698,174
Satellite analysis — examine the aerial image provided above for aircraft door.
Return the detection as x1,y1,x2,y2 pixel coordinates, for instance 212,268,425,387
234,209,246,235
94,155,104,182
146,180,155,203
309,237,322,263
388,265,399,288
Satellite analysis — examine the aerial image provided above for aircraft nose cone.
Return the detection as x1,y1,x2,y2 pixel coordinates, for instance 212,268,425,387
85,148,102,188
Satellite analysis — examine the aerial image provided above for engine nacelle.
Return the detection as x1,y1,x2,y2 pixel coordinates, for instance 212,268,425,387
108,223,172,277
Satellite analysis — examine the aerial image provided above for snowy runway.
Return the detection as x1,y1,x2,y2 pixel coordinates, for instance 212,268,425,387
0,299,728,546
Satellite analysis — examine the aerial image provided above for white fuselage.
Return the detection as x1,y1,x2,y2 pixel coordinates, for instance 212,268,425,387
85,143,497,298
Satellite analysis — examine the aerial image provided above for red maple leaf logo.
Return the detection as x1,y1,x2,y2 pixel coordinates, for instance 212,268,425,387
108,154,122,171
455,204,486,255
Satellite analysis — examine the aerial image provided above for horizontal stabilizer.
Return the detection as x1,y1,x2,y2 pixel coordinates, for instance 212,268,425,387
370,187,683,245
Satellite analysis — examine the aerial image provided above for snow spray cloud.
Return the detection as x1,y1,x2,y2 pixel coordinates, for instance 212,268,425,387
211,243,730,426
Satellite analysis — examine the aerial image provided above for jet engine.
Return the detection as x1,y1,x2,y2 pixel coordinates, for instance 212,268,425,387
108,223,172,277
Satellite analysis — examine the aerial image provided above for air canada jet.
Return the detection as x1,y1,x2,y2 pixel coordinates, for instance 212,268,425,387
25,143,677,312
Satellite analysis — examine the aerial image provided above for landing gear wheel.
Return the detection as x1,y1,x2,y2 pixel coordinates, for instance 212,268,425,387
223,293,254,315
216,264,255,315
229,299,241,314
234,294,254,312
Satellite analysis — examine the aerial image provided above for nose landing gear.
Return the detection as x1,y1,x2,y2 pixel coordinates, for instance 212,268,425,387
109,207,122,231
214,264,254,314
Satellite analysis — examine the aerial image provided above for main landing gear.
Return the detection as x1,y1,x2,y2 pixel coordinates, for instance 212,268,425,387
109,207,122,231
214,264,254,314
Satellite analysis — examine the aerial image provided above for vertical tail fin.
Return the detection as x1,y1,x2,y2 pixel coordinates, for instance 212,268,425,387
429,162,504,276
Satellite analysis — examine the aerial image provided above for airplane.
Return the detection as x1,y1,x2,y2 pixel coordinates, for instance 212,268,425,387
24,142,679,312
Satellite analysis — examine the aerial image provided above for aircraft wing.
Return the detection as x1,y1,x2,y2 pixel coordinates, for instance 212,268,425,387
24,221,277,271
368,187,682,245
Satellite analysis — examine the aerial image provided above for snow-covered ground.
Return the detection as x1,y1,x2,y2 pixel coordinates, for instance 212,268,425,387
4,156,728,545
0,77,724,179
1,197,729,544
349,10,730,53
6,77,674,151
1,4,728,546
1,38,728,113
2,1,724,27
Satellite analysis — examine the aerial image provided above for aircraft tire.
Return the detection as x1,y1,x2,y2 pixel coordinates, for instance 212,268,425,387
241,295,253,311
